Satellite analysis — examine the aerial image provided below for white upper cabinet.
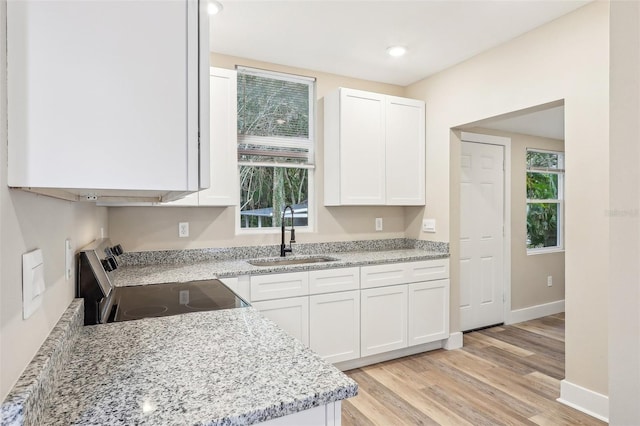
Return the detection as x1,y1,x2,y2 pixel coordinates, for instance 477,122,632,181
163,67,239,207
7,0,209,202
324,88,386,205
323,88,425,206
385,96,426,205
198,68,239,206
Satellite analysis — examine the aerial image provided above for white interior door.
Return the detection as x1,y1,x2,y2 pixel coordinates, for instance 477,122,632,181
460,141,505,331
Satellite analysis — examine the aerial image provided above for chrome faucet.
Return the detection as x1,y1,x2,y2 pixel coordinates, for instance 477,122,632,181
280,205,296,257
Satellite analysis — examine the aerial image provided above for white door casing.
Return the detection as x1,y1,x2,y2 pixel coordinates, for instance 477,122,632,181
460,140,505,331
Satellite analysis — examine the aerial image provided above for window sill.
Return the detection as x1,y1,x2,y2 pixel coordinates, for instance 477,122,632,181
527,248,565,256
236,226,314,236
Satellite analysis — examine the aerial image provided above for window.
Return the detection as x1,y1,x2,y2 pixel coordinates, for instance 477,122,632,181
526,149,564,252
237,66,315,230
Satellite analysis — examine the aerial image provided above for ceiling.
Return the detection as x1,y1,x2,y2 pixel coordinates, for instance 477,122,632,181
210,1,576,140
210,0,591,87
480,105,565,140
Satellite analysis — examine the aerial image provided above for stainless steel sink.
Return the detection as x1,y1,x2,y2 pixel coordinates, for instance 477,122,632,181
247,256,338,267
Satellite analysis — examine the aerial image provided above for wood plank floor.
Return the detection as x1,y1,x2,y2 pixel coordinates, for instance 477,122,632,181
342,313,605,426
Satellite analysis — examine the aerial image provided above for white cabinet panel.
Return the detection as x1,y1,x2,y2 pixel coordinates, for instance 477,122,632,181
198,67,239,206
253,297,309,346
361,286,408,357
408,279,450,346
251,272,309,302
7,0,208,200
385,96,425,205
324,88,386,205
324,87,425,206
310,291,360,364
406,259,450,284
309,267,360,295
360,263,408,289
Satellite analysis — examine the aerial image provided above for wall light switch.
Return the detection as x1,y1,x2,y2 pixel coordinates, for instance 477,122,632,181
422,219,436,233
23,249,45,319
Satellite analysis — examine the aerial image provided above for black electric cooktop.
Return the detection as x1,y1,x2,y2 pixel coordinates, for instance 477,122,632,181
109,279,249,323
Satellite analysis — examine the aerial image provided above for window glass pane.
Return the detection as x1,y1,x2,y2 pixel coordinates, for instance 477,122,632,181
527,203,559,249
526,172,558,199
237,74,310,139
239,165,308,228
527,151,560,169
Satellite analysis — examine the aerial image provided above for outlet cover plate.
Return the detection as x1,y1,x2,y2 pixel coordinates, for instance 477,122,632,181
422,219,436,233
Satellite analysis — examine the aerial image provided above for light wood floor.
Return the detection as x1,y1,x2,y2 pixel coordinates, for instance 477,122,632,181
342,313,605,426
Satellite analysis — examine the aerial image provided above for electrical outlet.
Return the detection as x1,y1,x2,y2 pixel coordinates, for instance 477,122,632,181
422,219,436,233
178,222,189,238
64,239,73,281
375,217,383,231
547,275,553,287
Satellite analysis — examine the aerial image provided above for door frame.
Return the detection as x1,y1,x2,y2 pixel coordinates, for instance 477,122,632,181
459,131,512,326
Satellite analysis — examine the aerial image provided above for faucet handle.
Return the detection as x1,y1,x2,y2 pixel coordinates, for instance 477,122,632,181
290,228,296,243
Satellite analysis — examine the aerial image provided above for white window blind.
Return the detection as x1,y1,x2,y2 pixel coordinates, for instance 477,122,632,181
237,66,315,166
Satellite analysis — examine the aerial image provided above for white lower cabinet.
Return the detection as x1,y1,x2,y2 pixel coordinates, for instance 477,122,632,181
309,290,360,363
360,285,408,357
408,279,450,346
252,297,310,346
250,259,450,366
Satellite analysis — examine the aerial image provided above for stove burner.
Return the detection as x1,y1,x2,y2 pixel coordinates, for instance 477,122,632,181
186,299,220,311
110,279,248,323
122,305,168,319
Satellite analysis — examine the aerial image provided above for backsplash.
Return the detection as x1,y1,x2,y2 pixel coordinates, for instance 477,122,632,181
118,238,449,267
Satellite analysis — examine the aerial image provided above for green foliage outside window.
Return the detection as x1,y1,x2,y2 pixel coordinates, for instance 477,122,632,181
526,150,563,250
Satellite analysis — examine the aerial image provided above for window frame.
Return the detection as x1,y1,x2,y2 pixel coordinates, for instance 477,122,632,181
234,66,316,235
526,148,565,255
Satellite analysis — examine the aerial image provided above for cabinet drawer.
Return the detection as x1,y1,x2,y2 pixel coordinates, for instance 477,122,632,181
360,263,408,289
406,259,449,283
309,267,360,295
251,272,309,302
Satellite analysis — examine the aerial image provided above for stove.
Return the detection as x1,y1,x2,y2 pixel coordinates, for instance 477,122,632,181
77,239,248,325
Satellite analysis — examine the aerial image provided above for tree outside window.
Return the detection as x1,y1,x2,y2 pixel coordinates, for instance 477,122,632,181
526,149,564,251
236,67,315,229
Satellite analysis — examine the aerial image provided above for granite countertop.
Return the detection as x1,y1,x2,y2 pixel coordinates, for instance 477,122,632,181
112,248,449,287
41,307,357,425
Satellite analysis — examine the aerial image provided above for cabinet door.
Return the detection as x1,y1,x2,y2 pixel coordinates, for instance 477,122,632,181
309,291,360,364
385,96,426,205
198,68,239,206
252,297,310,346
408,279,450,346
361,285,408,357
309,267,360,295
338,89,386,205
7,0,204,193
251,272,309,301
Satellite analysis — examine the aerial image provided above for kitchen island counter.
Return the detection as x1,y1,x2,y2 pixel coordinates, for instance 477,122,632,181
2,302,357,425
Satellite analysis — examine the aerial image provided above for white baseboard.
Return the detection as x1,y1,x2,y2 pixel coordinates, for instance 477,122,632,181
507,299,565,324
444,331,463,350
558,380,609,422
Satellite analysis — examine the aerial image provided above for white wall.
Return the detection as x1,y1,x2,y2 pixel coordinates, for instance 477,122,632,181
406,0,609,404
609,0,640,423
108,53,409,251
0,0,108,400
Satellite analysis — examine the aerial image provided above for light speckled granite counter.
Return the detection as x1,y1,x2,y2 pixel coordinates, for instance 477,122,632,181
112,241,449,287
2,303,357,425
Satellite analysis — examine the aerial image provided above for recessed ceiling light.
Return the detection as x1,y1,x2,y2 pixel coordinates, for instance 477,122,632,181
208,1,223,15
387,46,407,58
